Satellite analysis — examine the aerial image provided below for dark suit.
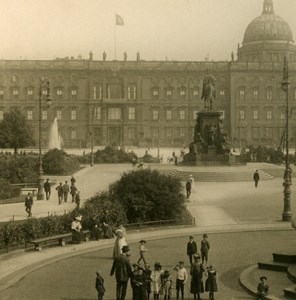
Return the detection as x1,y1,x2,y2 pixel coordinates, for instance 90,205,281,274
110,253,132,300
187,240,197,264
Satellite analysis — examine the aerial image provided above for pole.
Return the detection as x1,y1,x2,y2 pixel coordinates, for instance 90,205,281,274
282,56,292,222
91,108,94,167
37,85,44,200
115,21,117,60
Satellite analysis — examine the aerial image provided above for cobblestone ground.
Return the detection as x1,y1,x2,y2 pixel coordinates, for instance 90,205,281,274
2,230,296,300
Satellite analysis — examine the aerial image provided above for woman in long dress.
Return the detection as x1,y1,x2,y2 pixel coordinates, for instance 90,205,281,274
189,175,197,193
113,227,127,258
151,262,164,300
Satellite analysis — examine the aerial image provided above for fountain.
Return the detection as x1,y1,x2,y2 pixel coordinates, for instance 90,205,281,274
48,117,63,150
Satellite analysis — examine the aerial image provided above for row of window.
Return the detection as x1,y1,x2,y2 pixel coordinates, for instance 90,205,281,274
238,88,296,101
239,109,287,120
237,127,284,139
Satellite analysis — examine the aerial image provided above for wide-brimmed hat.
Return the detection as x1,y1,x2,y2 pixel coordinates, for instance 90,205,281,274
203,234,208,238
122,245,130,253
260,276,267,280
154,262,162,268
139,240,146,244
75,216,82,221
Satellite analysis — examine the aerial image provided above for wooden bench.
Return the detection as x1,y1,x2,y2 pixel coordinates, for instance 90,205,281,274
28,230,91,251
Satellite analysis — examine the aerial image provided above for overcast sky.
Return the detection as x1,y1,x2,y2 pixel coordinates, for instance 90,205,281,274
0,0,295,61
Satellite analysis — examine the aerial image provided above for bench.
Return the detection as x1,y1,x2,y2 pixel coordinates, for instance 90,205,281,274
20,187,38,196
28,230,91,251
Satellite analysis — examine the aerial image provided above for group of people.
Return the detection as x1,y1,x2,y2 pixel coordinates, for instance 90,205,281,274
107,233,217,300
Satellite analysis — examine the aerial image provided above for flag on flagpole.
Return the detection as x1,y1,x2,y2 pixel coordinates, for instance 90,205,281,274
115,14,124,26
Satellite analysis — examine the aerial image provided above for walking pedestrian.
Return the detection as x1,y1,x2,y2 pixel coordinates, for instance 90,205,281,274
71,215,83,244
137,240,148,265
75,191,81,209
190,254,204,300
63,181,70,202
200,234,210,265
186,180,192,199
187,235,197,265
43,178,51,200
205,265,218,300
70,183,77,203
257,276,269,300
151,262,164,300
56,182,64,204
173,261,188,300
25,192,33,217
95,271,105,300
70,175,76,186
110,245,132,300
253,170,260,188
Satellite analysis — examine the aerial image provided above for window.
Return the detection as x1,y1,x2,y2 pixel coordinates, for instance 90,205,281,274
93,86,97,100
193,110,198,119
13,89,18,100
71,110,76,120
128,86,136,100
193,89,199,97
166,89,172,100
266,88,272,100
71,89,77,99
108,107,121,120
71,130,77,140
57,110,62,120
165,127,172,138
42,89,48,96
152,110,159,120
253,88,259,100
57,89,63,99
220,90,225,96
27,110,33,120
166,90,172,96
0,111,3,120
107,84,122,99
152,89,159,99
166,110,172,120
253,110,258,120
266,110,272,120
94,107,101,120
128,127,136,139
280,112,285,120
128,107,135,120
0,89,4,99
239,89,245,100
42,111,47,120
266,127,273,139
252,127,259,139
179,127,186,138
239,110,245,120
179,110,185,120
27,89,33,100
152,127,159,138
180,90,186,96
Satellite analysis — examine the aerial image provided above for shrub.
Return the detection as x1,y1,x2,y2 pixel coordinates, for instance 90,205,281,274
109,169,186,223
0,178,20,200
94,146,136,164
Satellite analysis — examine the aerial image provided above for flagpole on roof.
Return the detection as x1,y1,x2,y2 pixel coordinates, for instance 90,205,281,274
115,15,117,60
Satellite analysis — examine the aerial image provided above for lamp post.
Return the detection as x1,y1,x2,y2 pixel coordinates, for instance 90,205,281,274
90,107,95,167
37,81,51,200
281,56,292,221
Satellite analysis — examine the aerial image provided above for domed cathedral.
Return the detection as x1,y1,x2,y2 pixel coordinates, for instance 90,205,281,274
237,0,296,62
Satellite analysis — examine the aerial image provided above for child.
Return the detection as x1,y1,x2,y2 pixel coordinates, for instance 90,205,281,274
144,263,152,300
160,270,173,300
200,234,210,265
137,240,148,265
95,271,105,300
257,276,269,300
151,262,164,300
205,265,218,300
173,261,188,300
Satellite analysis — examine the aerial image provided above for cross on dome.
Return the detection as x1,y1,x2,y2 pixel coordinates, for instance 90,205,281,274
262,0,274,15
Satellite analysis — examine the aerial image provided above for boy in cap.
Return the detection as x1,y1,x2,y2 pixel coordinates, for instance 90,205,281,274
187,235,197,265
200,234,210,265
257,276,269,300
137,240,148,265
173,261,188,300
95,270,105,300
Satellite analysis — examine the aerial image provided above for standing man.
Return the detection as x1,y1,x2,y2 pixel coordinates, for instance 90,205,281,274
25,192,33,217
186,180,192,199
63,181,70,202
75,191,81,209
70,183,78,203
56,182,64,205
187,235,197,265
253,170,260,188
43,178,51,200
110,245,132,300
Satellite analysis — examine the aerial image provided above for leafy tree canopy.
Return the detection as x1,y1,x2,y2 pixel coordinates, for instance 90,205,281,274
0,108,35,153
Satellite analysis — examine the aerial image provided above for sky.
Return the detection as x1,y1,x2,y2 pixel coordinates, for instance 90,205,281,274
0,0,295,61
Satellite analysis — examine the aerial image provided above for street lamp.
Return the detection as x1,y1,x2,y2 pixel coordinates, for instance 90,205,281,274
90,107,94,167
37,81,51,200
281,56,292,222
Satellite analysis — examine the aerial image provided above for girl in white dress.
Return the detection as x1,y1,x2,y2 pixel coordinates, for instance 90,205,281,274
151,262,164,300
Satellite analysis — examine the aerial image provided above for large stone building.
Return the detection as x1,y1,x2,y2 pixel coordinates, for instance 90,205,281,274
0,0,296,149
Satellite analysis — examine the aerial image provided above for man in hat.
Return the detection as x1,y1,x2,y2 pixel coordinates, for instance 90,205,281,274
137,240,148,265
253,170,260,188
43,178,51,200
187,235,197,265
25,192,33,217
110,245,132,300
173,261,188,300
200,234,210,265
56,182,64,204
257,276,269,300
71,215,82,244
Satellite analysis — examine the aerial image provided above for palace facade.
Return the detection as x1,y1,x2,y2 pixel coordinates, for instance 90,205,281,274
1,0,296,149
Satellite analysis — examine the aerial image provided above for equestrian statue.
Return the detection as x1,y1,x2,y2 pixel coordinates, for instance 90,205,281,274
201,73,216,110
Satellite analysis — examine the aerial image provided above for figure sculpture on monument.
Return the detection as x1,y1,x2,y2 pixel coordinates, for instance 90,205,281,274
201,73,216,110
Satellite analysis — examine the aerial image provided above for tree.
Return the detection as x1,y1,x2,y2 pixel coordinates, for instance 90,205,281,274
0,108,35,154
109,169,186,223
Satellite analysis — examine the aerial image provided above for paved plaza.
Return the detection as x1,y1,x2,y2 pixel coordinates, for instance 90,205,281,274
0,159,296,299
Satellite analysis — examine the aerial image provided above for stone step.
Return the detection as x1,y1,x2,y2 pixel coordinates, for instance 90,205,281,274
258,261,288,272
273,253,296,264
288,265,296,283
284,286,296,298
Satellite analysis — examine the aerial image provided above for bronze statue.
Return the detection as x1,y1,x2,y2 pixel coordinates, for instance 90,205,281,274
201,73,216,110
